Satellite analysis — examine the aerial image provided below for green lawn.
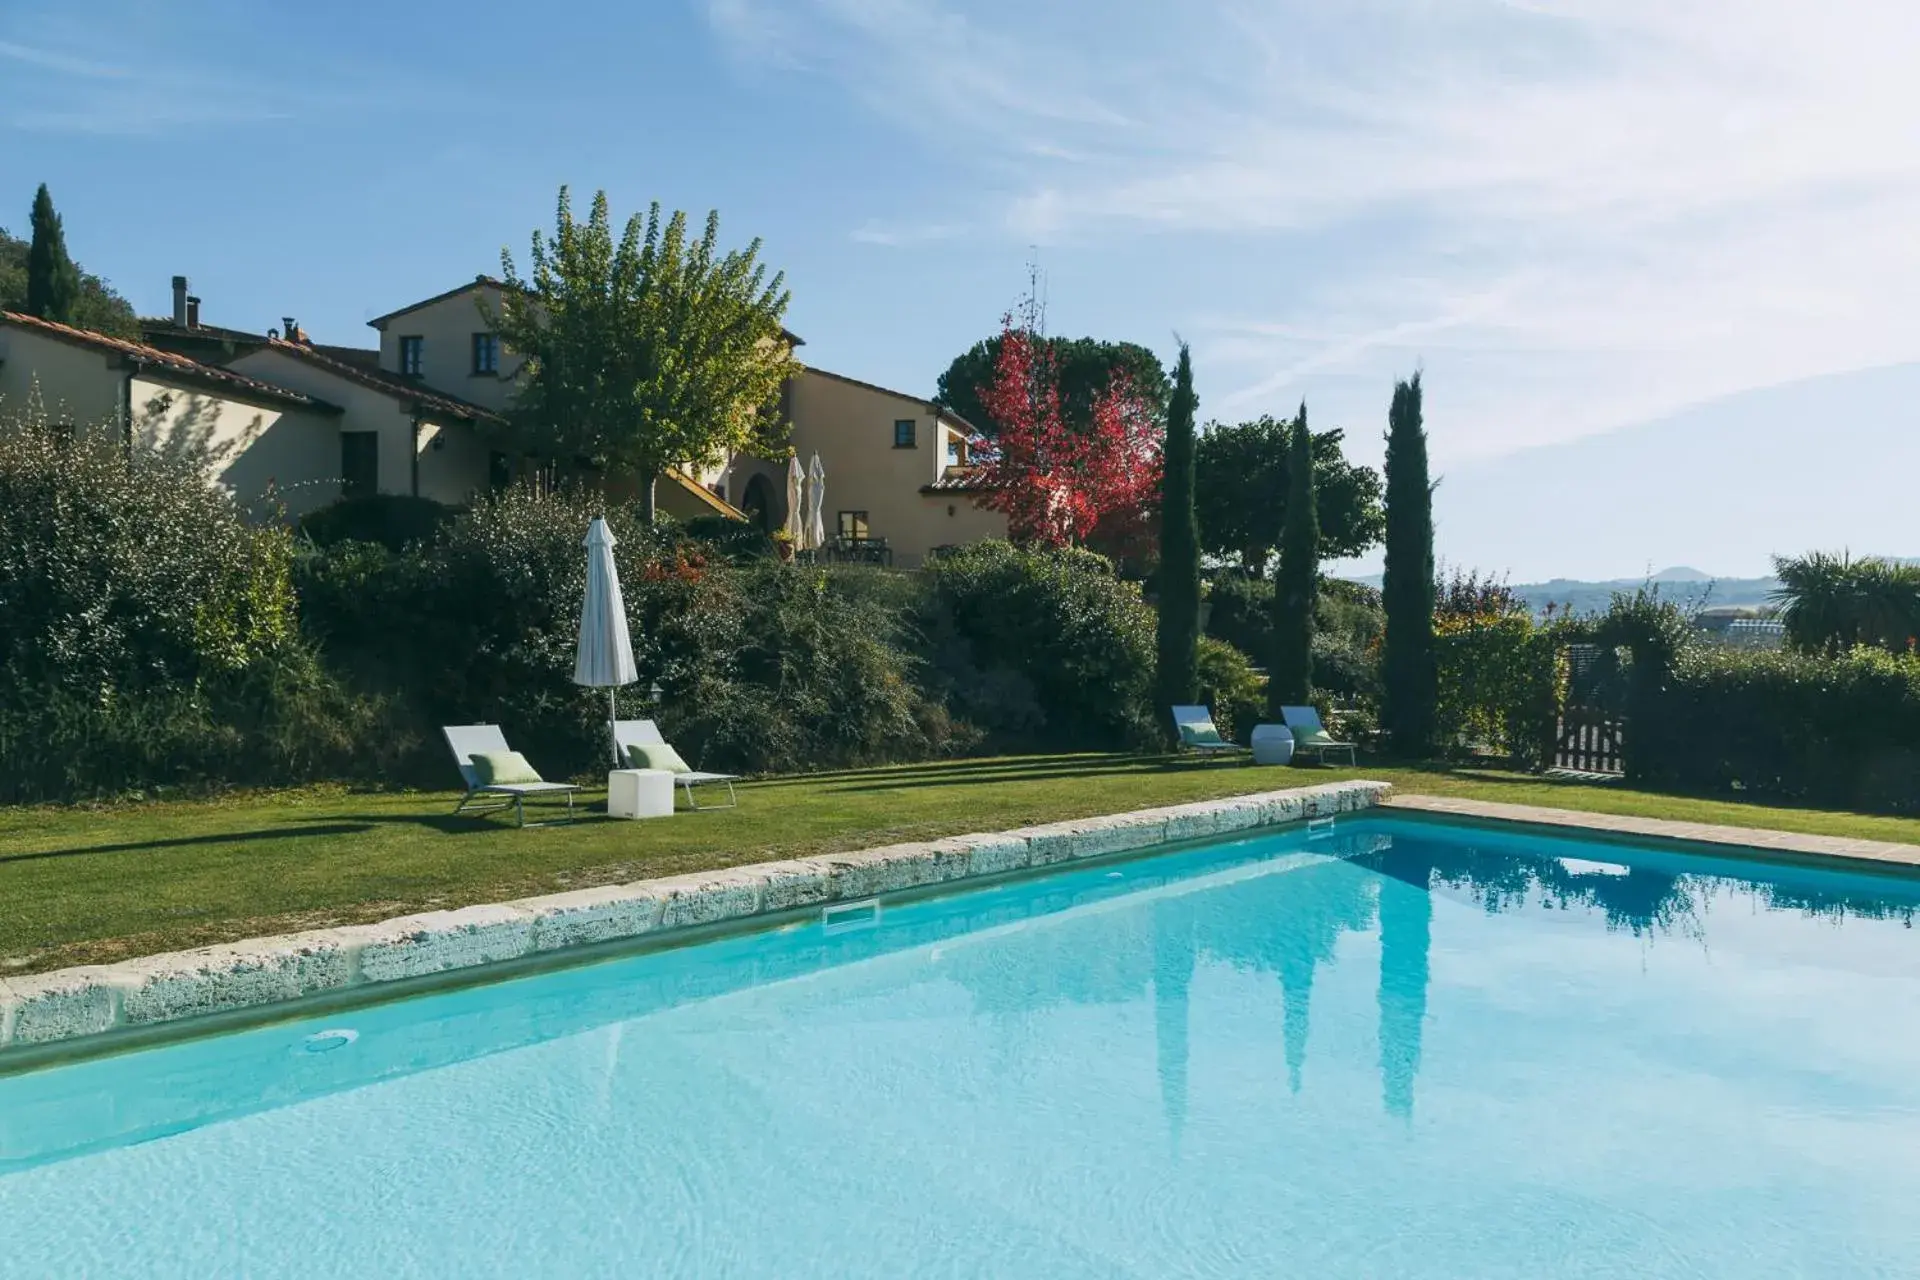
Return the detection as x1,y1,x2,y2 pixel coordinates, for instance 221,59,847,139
4,755,1919,975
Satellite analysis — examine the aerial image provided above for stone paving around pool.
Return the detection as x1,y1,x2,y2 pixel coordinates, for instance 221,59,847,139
1383,794,1920,869
0,780,1392,1059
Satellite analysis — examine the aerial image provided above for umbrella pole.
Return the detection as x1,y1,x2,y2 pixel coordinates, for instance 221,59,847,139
608,686,620,766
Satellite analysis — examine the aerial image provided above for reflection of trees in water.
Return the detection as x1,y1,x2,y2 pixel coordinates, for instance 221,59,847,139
932,829,1914,1132
1374,846,1432,1119
1758,883,1916,927
1392,840,1701,940
1203,854,1378,1095
1398,831,1920,940
1153,896,1195,1152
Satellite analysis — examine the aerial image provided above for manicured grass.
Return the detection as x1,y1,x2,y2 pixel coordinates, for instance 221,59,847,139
4,755,1919,975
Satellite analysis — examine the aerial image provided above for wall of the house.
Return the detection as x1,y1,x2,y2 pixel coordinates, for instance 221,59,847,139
0,328,345,519
128,376,339,518
787,370,1006,567
229,348,490,506
0,328,123,432
916,490,1007,558
373,283,522,413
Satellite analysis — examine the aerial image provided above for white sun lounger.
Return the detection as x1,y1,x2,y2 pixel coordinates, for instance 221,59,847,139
1280,706,1358,766
1170,705,1248,758
443,724,579,826
613,719,740,810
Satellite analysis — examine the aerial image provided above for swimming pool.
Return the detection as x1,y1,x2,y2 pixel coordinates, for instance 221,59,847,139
4,812,1919,1277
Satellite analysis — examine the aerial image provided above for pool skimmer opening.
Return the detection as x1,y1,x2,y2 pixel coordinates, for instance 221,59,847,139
822,898,881,936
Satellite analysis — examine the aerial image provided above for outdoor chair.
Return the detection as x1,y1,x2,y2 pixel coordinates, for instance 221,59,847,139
443,725,579,826
1279,706,1358,766
1170,705,1249,759
613,719,741,810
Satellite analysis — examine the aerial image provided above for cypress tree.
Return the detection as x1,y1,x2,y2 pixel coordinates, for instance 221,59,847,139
1268,405,1318,712
1155,343,1202,739
1381,372,1436,755
25,184,80,324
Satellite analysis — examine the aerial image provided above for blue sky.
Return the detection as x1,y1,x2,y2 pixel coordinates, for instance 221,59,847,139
5,0,1917,578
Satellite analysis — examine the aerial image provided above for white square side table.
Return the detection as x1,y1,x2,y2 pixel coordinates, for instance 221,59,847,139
607,768,676,819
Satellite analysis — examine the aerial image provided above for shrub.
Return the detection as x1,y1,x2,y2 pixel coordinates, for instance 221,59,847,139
678,514,776,564
299,495,456,551
1207,572,1272,663
297,488,953,781
0,420,378,800
922,540,1157,749
1196,637,1265,742
315,488,737,781
672,561,956,773
1315,579,1384,703
1434,612,1558,768
1630,645,1920,812
1773,551,1920,656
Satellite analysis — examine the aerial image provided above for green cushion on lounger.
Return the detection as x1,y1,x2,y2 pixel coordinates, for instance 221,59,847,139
1179,721,1227,747
471,750,542,786
1294,729,1338,749
626,742,692,774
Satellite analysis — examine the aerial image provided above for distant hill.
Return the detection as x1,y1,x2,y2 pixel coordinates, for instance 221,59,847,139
1343,567,1781,618
1511,573,1778,619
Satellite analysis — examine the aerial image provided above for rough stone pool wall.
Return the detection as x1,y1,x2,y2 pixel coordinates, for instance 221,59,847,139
0,780,1392,1057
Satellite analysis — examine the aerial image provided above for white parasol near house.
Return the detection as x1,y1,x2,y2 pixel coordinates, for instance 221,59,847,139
574,516,639,764
806,451,827,551
785,454,807,548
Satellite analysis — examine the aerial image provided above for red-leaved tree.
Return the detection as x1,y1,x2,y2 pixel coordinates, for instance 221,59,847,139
973,318,1163,552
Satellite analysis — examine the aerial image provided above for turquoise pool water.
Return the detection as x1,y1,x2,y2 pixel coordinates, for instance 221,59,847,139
5,814,1920,1277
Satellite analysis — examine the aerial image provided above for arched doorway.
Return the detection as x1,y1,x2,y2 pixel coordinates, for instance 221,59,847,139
740,473,776,532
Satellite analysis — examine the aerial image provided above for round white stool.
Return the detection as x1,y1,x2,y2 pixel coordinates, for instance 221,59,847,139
1250,724,1295,766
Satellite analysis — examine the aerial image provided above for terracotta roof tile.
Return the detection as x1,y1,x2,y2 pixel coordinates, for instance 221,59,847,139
139,318,380,370
921,465,992,494
368,274,805,347
1,311,340,413
257,339,504,423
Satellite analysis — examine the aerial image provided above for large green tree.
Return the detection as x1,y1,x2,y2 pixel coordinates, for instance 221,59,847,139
937,334,1169,435
1154,344,1201,737
494,187,798,521
0,187,137,337
1268,407,1319,711
1195,416,1381,573
25,184,79,324
1381,373,1436,755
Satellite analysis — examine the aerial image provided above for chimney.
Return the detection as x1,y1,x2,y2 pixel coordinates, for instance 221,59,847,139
282,318,299,344
171,276,188,327
185,296,200,328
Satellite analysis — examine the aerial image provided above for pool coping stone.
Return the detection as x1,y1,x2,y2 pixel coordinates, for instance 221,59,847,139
0,779,1392,1059
1382,794,1920,869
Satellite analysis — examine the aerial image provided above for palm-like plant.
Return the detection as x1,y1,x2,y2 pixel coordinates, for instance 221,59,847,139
1772,552,1920,655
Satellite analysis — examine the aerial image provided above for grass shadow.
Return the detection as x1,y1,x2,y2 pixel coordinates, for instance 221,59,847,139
0,823,374,865
747,754,1130,789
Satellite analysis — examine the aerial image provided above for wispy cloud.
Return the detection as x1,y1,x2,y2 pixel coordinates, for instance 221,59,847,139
708,0,1920,462
0,40,127,79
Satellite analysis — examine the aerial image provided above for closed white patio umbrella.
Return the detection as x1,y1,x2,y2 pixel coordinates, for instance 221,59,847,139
806,451,827,551
574,516,639,765
785,455,806,548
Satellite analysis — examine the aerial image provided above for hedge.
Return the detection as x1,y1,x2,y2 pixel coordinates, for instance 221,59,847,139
1628,645,1920,813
